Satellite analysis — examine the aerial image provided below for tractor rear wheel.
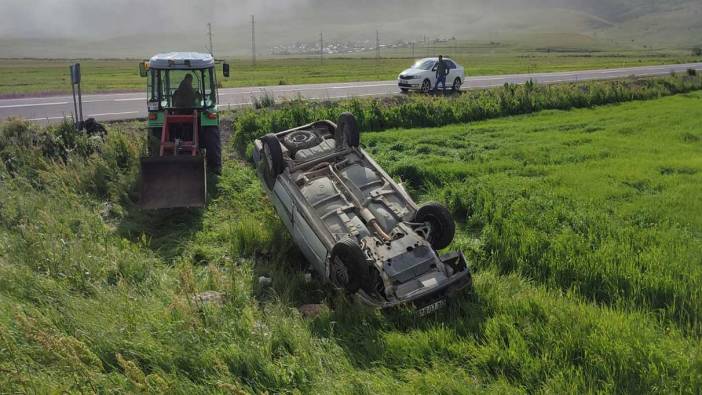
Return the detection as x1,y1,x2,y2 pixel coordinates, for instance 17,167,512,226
203,126,222,174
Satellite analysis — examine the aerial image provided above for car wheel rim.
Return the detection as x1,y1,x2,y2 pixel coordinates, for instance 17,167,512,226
291,133,308,143
422,81,430,93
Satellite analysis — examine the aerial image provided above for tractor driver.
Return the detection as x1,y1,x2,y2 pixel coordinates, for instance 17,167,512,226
172,74,201,108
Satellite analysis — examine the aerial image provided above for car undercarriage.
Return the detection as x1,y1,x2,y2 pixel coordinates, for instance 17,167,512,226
253,113,471,309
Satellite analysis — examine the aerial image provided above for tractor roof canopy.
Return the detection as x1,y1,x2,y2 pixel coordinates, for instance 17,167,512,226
149,52,215,70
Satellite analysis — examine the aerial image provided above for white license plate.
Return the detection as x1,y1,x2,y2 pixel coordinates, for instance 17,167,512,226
416,299,447,317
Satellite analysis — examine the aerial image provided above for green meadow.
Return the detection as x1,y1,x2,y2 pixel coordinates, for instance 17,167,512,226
0,82,701,392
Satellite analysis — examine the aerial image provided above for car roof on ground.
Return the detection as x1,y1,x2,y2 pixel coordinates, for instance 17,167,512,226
149,52,215,69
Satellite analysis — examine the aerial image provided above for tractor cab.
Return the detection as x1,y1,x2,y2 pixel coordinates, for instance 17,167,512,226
137,52,230,209
143,52,228,114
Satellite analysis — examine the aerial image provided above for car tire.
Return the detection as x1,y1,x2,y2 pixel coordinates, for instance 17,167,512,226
335,112,360,148
260,133,284,189
331,237,367,293
283,129,321,153
414,202,455,250
452,77,462,92
421,79,431,93
203,126,222,173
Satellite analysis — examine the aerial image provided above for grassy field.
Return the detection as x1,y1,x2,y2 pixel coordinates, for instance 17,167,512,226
1,46,700,97
0,91,701,392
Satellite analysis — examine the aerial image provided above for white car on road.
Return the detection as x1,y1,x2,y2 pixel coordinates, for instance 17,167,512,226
398,57,465,93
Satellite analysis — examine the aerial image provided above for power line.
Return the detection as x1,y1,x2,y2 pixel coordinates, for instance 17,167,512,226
251,15,256,66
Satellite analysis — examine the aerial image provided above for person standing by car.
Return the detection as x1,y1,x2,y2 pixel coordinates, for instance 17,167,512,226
433,55,449,94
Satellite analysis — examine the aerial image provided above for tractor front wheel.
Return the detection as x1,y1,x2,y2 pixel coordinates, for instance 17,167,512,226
203,126,222,174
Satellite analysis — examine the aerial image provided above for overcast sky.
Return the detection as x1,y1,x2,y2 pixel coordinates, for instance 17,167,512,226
0,0,673,38
0,0,312,38
2,0,692,39
0,0,697,58
0,0,617,39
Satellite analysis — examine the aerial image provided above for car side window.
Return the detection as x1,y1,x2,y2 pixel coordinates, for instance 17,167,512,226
431,62,438,71
446,60,457,69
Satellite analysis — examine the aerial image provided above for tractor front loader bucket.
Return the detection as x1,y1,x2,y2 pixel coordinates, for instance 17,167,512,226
139,156,207,209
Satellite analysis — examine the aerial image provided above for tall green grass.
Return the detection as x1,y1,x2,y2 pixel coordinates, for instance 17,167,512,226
1,94,701,392
363,92,702,335
232,73,702,156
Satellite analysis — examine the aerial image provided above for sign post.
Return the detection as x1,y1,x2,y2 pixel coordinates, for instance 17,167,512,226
70,63,84,130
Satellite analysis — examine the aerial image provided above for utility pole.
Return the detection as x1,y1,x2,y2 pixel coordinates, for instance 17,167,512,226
411,42,415,58
376,30,381,60
320,32,324,65
251,15,256,66
207,23,214,57
375,30,380,79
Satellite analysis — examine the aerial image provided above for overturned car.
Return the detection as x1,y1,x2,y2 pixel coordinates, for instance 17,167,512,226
253,113,471,311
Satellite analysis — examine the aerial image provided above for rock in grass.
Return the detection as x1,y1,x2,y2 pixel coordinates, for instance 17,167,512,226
191,291,225,307
298,304,328,319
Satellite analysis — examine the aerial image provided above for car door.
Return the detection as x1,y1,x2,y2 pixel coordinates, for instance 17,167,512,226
292,207,328,276
445,60,458,84
429,61,439,85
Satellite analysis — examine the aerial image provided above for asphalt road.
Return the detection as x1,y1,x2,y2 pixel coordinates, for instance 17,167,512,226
2,62,701,125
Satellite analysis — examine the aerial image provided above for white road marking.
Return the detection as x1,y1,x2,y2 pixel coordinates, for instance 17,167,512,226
220,82,396,96
88,111,140,117
0,101,69,109
216,103,253,109
114,97,145,102
0,92,145,103
28,115,68,121
308,93,390,100
27,110,140,122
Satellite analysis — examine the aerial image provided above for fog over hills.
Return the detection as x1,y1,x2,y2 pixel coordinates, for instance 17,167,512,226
0,0,699,58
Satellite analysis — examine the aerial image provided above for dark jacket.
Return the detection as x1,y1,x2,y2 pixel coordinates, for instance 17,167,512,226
435,60,449,78
173,80,196,108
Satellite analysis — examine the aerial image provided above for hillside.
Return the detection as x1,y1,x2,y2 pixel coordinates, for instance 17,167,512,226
0,0,700,58
0,76,701,392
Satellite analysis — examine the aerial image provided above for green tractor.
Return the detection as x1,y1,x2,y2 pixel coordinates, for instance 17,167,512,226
137,52,230,209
